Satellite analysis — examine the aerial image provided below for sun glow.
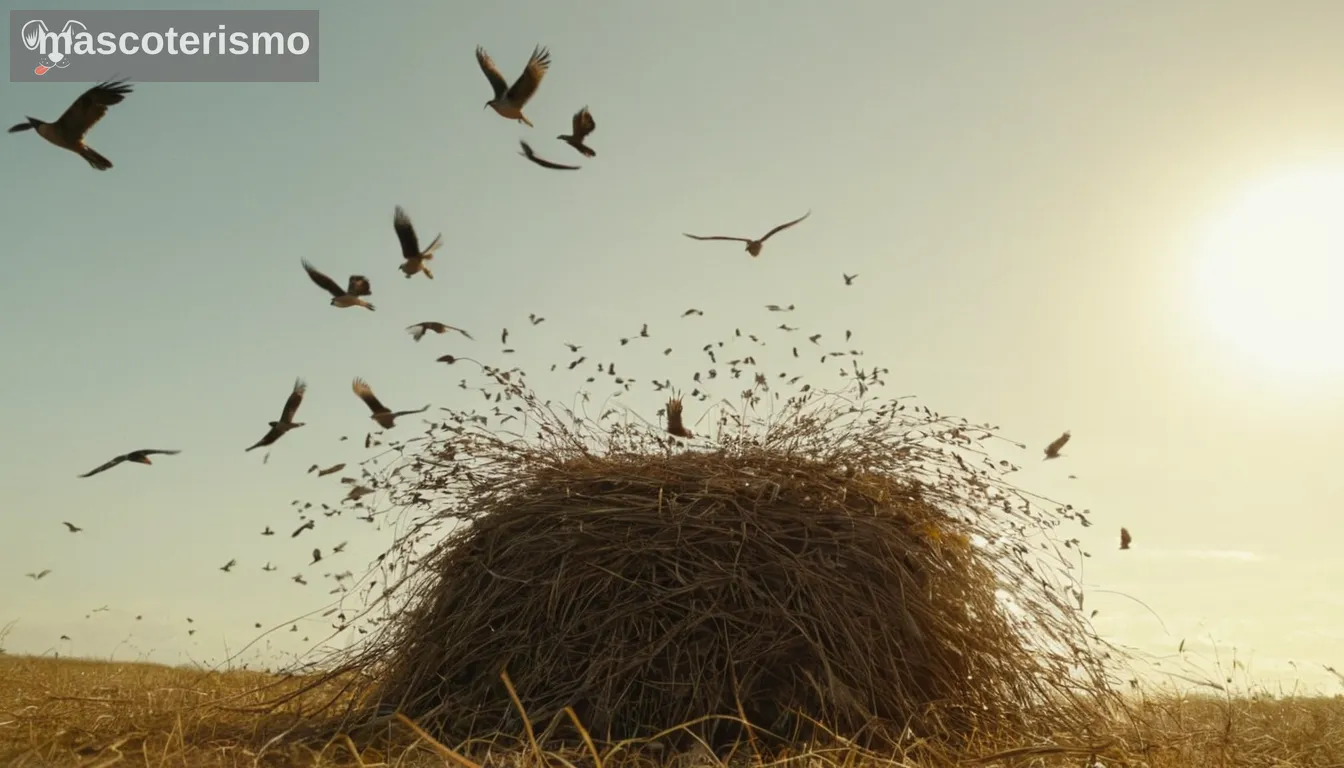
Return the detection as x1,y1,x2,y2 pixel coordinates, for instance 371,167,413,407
1194,165,1344,379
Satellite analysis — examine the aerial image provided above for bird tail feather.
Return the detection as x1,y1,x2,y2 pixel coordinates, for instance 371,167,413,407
80,146,113,171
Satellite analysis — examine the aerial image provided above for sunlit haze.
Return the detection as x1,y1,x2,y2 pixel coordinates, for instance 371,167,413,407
1,1,1342,693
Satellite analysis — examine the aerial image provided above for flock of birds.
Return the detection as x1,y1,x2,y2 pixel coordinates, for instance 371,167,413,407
9,42,1128,651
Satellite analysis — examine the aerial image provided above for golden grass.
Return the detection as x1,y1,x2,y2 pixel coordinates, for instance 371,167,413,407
3,655,1343,767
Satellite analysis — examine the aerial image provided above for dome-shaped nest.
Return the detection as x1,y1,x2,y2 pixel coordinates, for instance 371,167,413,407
336,384,1116,753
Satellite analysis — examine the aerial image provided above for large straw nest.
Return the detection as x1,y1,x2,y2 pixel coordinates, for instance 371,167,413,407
322,368,1119,754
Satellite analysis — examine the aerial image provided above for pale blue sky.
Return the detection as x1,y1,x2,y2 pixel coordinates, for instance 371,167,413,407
2,1,1342,691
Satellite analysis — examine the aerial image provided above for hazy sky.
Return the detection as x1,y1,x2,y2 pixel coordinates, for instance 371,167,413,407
2,1,1341,692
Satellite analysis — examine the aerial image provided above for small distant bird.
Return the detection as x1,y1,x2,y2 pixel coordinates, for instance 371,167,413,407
352,377,429,429
501,328,510,344
476,45,552,127
332,541,347,554
61,522,82,533
665,396,693,439
684,211,811,258
393,205,441,280
78,449,181,479
407,322,473,341
292,519,315,538
292,574,308,586
246,378,307,452
529,313,545,325
261,526,274,536
8,79,133,171
1043,431,1071,460
310,548,322,565
557,106,597,157
518,139,580,170
316,463,345,477
565,342,582,352
262,562,276,572
765,304,795,312
1120,527,1132,550
27,569,52,581
843,273,858,285
302,260,374,310
220,559,236,573
682,308,704,317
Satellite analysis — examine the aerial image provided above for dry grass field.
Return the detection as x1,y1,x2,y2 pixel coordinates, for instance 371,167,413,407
2,654,1343,768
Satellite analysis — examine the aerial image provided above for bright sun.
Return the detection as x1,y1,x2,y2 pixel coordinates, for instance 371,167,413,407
1195,165,1344,379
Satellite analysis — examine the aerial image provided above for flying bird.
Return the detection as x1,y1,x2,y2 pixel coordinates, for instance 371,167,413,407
316,463,345,477
352,378,429,429
1043,430,1071,460
220,559,236,573
310,548,322,565
476,45,552,127
78,449,181,479
61,522,82,533
518,139,580,170
246,378,307,452
261,526,274,536
302,260,374,310
1120,527,1132,550
665,396,693,439
557,106,597,157
292,520,315,538
27,569,52,581
682,308,704,317
393,205,441,280
684,211,811,258
407,322,473,342
8,79,133,171
843,273,858,285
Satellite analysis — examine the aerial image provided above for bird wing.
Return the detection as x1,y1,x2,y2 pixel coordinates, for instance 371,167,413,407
302,260,345,298
246,426,283,450
683,233,750,243
391,404,431,418
447,325,474,340
759,210,812,242
505,45,552,107
352,378,389,414
407,324,429,341
519,140,580,170
54,79,132,141
78,454,127,478
346,275,372,297
474,46,510,100
279,378,307,423
393,206,421,260
139,449,182,457
571,106,596,140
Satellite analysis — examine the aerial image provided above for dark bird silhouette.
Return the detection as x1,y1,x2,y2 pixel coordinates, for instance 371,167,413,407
684,211,811,258
9,79,133,170
1120,527,1132,550
302,260,373,310
665,396,693,439
262,562,276,572
292,520,315,538
316,463,345,477
1044,431,1071,460
476,45,551,127
292,574,308,585
393,205,441,280
407,321,472,341
78,449,180,479
557,106,597,157
61,522,82,533
682,308,704,317
843,273,858,285
220,559,236,573
27,569,52,581
246,378,307,452
765,304,795,312
519,139,580,170
310,548,322,565
352,378,429,429
261,526,274,536
332,541,347,554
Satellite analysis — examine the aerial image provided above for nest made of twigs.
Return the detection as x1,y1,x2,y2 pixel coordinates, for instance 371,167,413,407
345,418,1113,752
